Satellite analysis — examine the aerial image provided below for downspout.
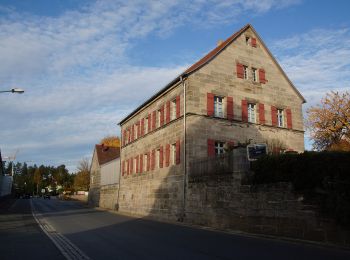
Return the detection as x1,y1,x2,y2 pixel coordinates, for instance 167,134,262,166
180,76,187,221
116,127,122,211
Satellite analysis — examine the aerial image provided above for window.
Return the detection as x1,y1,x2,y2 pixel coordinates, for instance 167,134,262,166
135,124,139,139
245,36,250,45
171,143,176,165
144,153,148,171
171,99,177,120
157,109,161,128
214,96,224,118
248,103,256,123
252,68,257,82
243,65,248,79
215,142,225,156
134,158,138,173
277,109,284,127
145,116,149,134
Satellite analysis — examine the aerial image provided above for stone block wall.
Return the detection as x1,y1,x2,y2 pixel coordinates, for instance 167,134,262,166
99,184,119,210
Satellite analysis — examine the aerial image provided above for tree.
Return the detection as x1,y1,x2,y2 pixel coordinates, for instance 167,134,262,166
100,135,120,148
74,158,90,191
306,91,350,151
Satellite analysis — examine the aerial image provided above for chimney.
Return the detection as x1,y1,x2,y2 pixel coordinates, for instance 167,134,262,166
217,39,224,46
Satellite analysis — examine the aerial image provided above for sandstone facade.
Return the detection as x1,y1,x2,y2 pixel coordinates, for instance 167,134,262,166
118,24,305,219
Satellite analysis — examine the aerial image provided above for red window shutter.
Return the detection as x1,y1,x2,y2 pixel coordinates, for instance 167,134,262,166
286,109,293,129
271,106,277,126
131,125,135,142
207,139,215,157
166,101,170,124
152,111,156,130
251,38,257,47
151,149,155,170
128,128,131,143
130,158,133,174
160,105,164,126
159,146,163,168
236,63,244,79
241,100,248,122
147,152,150,171
126,159,129,175
135,155,139,173
141,119,144,136
176,95,180,118
259,103,265,124
176,140,180,165
137,121,141,138
148,113,151,132
227,96,233,120
139,154,143,173
165,144,170,167
259,69,266,84
207,93,214,116
122,161,125,176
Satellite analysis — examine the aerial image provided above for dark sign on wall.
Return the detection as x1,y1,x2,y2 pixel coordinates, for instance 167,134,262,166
247,144,268,161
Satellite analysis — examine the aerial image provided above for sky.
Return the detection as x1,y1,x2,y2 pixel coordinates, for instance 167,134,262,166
0,0,349,172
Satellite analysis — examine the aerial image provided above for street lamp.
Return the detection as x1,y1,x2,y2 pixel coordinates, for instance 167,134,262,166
0,88,25,94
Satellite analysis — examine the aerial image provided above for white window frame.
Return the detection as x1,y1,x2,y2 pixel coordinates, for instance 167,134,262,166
134,157,138,173
243,65,248,79
252,68,257,82
277,109,284,127
156,149,160,169
215,141,225,156
171,143,176,166
157,109,161,128
145,116,149,134
245,36,250,45
171,99,177,120
144,154,148,171
214,96,224,118
248,103,256,123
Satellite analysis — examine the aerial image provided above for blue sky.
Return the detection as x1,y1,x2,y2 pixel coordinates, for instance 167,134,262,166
0,0,349,172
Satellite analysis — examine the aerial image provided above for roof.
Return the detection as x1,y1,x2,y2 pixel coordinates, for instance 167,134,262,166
95,144,120,165
119,24,306,125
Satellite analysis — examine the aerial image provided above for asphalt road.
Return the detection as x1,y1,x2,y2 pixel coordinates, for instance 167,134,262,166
2,197,350,260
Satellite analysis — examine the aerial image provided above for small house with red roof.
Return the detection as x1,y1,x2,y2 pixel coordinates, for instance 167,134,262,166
88,144,120,208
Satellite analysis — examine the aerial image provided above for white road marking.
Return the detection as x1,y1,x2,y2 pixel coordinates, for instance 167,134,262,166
31,199,92,260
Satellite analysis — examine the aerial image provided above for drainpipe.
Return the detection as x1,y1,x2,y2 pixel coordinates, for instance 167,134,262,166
180,76,187,221
116,128,122,211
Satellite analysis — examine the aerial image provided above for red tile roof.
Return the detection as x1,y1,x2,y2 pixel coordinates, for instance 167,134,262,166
95,144,120,165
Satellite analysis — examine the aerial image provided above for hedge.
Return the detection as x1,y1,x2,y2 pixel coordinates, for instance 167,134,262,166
251,151,350,225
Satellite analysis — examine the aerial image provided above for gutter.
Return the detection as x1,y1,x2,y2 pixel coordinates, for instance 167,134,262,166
181,76,187,221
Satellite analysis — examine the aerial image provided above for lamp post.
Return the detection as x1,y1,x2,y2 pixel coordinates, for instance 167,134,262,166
0,88,25,94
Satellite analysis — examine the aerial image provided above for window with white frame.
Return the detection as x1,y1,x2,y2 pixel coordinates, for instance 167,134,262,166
214,96,224,118
135,124,138,139
171,99,177,120
157,109,161,127
252,68,257,82
215,141,225,156
134,158,138,173
145,116,149,134
171,143,176,165
277,109,284,127
243,65,248,79
144,153,148,171
248,103,256,123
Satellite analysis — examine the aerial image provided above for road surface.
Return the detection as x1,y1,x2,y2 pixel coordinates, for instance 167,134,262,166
2,197,350,260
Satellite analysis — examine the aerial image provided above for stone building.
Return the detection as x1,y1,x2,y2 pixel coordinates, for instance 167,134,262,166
118,24,306,220
88,144,120,207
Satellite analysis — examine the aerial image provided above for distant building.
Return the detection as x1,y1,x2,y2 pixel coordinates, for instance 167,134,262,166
88,144,120,208
117,24,306,220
